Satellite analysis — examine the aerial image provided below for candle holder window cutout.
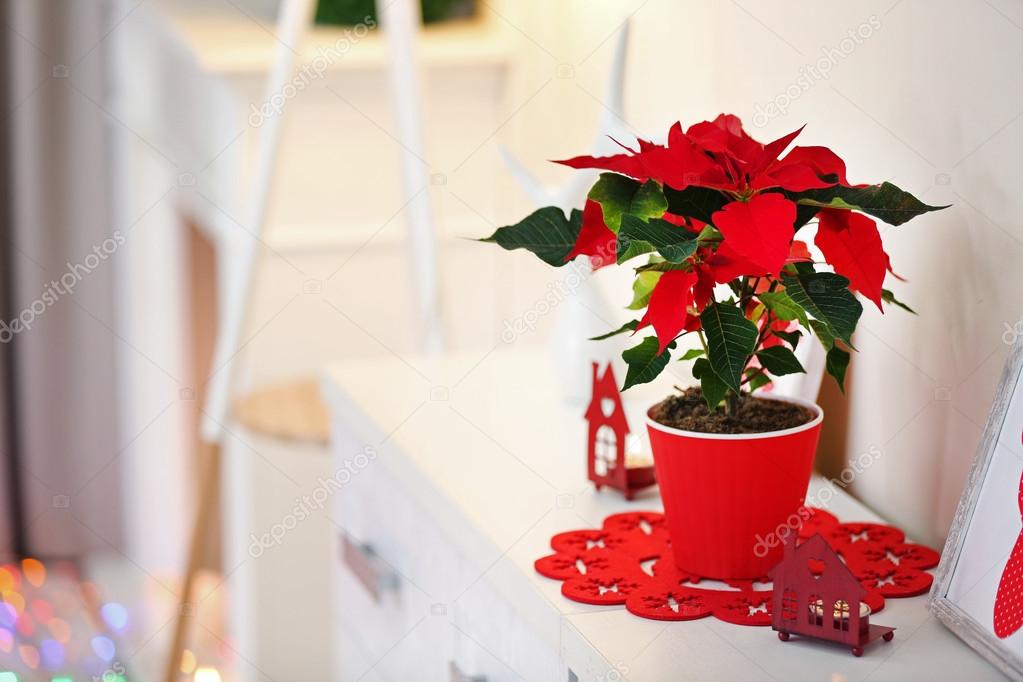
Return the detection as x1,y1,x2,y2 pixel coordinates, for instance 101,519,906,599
586,362,656,500
770,531,895,656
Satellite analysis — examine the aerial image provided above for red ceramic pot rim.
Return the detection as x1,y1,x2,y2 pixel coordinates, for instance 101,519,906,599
644,393,824,441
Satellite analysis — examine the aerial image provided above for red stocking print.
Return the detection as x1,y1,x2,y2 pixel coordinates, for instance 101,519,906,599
994,459,1023,638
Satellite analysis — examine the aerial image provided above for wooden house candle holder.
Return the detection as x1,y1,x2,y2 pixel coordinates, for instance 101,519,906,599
770,531,895,656
585,362,656,500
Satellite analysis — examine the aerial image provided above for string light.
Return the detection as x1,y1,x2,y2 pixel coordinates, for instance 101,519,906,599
2,591,24,615
0,604,16,628
180,648,197,675
20,560,45,588
30,599,53,622
0,558,227,679
90,635,116,662
0,628,12,653
47,618,70,644
0,568,15,591
18,643,39,669
39,638,64,668
194,667,222,682
100,603,128,632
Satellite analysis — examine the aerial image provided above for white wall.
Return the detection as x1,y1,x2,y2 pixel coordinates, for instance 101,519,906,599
559,0,1016,546
144,0,1018,552
270,0,1020,547
697,0,1021,547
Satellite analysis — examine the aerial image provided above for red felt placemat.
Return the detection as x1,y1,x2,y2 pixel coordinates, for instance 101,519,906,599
534,508,938,625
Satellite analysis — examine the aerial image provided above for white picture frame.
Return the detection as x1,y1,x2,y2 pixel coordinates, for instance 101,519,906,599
931,335,1023,678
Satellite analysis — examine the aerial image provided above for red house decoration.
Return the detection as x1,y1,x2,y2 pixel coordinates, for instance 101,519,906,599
770,531,895,656
585,362,656,500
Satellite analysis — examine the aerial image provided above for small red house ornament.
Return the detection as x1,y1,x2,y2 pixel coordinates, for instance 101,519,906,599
770,531,894,656
585,362,656,500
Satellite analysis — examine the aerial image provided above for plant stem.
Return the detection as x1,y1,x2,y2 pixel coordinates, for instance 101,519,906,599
724,390,739,416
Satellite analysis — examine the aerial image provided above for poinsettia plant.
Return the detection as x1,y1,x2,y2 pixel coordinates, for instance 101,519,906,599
483,114,946,413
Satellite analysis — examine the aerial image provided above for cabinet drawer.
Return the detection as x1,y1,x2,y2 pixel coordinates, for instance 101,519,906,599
333,425,474,601
330,421,563,680
451,571,564,682
334,559,449,681
331,426,467,678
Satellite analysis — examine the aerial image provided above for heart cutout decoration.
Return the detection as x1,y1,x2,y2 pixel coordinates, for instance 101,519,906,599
994,467,1023,639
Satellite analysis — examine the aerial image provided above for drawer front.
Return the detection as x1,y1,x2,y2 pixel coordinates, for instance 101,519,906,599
331,421,562,681
334,561,449,681
451,574,564,682
333,423,474,600
331,425,464,679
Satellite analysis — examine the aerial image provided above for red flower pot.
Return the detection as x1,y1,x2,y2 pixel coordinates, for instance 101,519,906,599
646,396,823,579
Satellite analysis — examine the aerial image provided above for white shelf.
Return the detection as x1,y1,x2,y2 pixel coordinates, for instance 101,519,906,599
155,6,512,76
322,347,1008,680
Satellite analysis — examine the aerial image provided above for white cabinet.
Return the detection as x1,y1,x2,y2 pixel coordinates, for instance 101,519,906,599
330,421,563,680
323,348,1008,682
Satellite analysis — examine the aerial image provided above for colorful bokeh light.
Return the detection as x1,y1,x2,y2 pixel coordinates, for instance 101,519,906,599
20,560,45,588
100,602,128,632
180,648,197,675
90,635,116,662
0,567,16,592
18,643,39,669
47,618,70,644
194,667,222,682
39,638,64,668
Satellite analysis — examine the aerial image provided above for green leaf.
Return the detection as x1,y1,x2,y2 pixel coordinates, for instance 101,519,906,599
882,289,917,314
699,302,759,392
697,225,723,244
809,319,836,350
793,202,819,229
635,260,691,273
745,368,772,392
693,357,728,409
759,290,810,328
622,337,676,390
481,206,581,266
617,215,699,264
590,320,639,341
662,185,729,224
826,346,851,392
789,261,816,277
588,173,641,233
781,272,862,345
678,348,705,361
627,271,662,310
773,329,802,349
792,182,949,226
756,346,806,376
629,180,668,220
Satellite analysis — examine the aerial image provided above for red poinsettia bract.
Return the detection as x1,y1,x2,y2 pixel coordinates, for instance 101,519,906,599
484,113,946,407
